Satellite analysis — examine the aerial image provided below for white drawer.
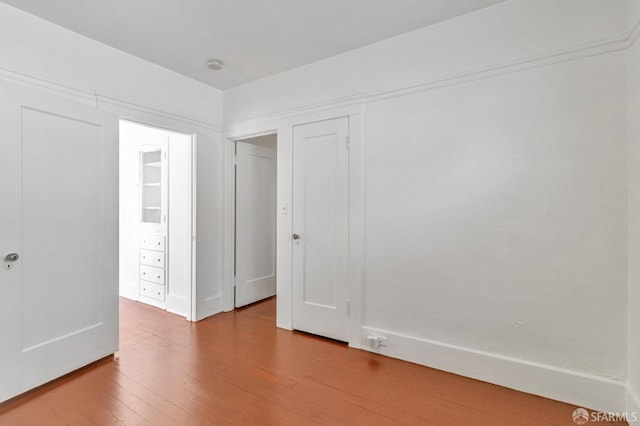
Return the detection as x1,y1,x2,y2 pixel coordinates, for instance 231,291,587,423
140,264,165,285
140,281,165,302
140,234,165,251
140,249,165,268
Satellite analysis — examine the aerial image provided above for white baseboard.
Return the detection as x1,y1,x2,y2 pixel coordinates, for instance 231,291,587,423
195,294,223,321
627,385,640,425
361,326,625,413
119,281,139,301
166,294,188,319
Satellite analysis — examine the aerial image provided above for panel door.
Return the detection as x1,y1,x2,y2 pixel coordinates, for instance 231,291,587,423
235,141,277,307
292,117,349,342
0,79,118,402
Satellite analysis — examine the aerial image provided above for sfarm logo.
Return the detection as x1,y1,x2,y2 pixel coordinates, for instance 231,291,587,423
572,408,589,424
572,407,639,423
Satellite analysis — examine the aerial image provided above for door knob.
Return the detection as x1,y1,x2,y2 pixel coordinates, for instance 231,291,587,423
4,253,19,262
292,234,301,240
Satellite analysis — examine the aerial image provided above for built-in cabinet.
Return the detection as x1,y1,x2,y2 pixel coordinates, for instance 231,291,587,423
139,143,168,309
120,121,193,318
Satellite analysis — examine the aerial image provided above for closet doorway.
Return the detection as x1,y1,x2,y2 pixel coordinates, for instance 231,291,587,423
234,134,277,307
119,120,195,319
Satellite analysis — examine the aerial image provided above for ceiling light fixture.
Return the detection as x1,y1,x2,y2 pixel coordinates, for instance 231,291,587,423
207,59,223,71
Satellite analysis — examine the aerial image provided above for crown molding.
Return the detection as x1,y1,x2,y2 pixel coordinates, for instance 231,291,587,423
225,26,638,128
0,65,222,131
96,93,221,132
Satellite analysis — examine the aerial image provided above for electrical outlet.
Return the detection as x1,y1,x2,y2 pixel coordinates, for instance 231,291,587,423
366,335,387,349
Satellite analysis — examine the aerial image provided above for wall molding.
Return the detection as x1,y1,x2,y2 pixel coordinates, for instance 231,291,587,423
361,326,626,414
225,21,640,129
97,93,221,132
0,64,222,131
195,294,223,321
223,95,365,134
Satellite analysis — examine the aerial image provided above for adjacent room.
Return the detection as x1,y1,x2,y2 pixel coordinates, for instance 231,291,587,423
0,0,639,424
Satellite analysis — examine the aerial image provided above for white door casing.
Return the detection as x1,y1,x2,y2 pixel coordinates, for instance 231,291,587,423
0,79,118,402
292,117,349,342
167,132,194,316
235,140,277,307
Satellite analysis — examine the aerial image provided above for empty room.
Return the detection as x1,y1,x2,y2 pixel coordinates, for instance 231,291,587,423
0,0,639,424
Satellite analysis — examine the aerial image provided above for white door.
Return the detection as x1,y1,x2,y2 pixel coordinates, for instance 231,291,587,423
292,117,349,342
0,80,118,402
235,141,277,307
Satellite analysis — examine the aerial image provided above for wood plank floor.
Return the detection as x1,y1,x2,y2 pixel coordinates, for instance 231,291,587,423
0,297,626,425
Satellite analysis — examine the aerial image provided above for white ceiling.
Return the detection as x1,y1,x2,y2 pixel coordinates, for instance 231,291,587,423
1,0,505,90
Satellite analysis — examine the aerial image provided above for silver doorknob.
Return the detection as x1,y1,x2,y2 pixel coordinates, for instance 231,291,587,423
4,253,19,262
292,234,301,240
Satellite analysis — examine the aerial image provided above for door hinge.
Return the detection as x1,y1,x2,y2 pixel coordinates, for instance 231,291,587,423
347,300,351,317
234,153,237,166
346,135,351,151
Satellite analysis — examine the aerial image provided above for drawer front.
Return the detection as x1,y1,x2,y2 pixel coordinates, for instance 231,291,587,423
140,234,165,251
140,249,165,268
140,281,165,302
140,265,165,285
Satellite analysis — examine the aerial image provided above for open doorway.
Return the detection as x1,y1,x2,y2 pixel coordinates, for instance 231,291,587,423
234,133,277,307
119,120,195,319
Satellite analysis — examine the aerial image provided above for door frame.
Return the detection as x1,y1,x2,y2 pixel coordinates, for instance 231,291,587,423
234,136,278,308
119,117,198,321
223,103,364,348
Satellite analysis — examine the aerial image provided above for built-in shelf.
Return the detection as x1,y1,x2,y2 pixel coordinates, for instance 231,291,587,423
141,149,164,225
139,145,167,310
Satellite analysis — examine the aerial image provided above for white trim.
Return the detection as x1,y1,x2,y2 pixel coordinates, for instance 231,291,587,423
98,94,221,131
194,294,223,321
361,326,626,413
224,23,640,129
0,65,221,131
222,133,236,312
627,385,640,425
347,112,364,348
223,105,364,346
189,135,198,322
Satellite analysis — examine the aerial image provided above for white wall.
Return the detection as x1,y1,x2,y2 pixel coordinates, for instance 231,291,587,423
0,2,221,125
224,0,627,125
0,2,226,321
627,2,640,421
118,122,146,301
224,0,631,412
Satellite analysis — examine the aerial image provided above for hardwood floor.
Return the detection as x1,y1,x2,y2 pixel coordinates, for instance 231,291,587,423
0,297,627,425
